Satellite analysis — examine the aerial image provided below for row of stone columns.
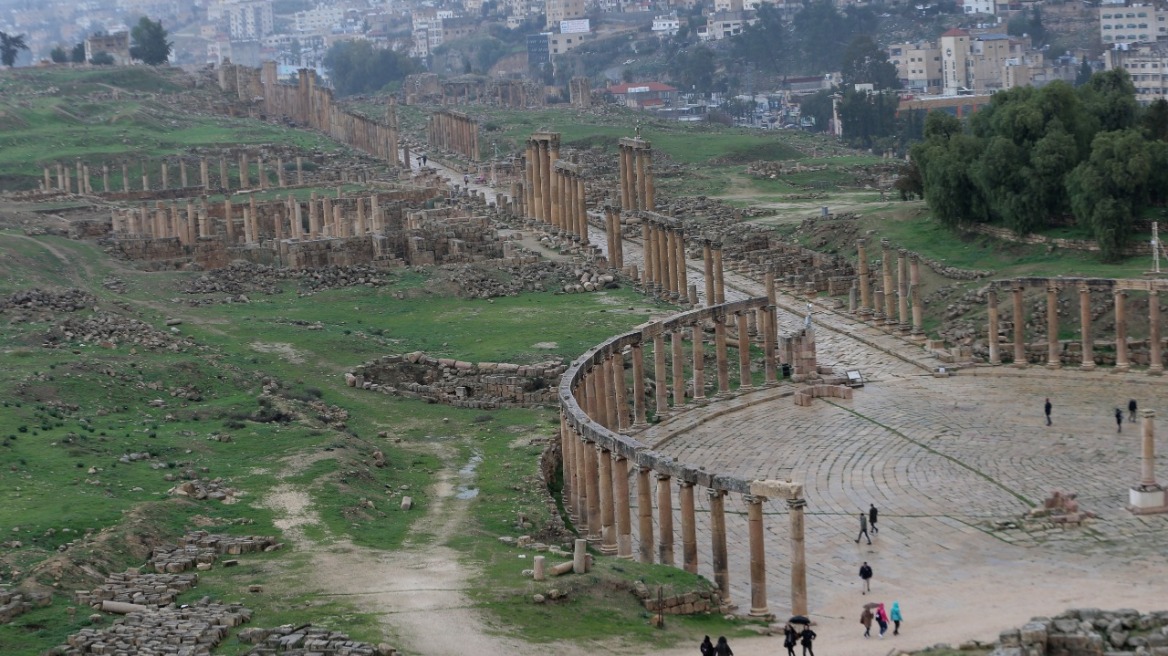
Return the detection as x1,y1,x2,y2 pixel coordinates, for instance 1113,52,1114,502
618,138,654,211
42,155,310,195
642,213,689,304
427,109,480,162
703,240,727,307
551,161,589,244
604,206,625,270
986,280,1164,373
111,193,384,245
524,132,560,226
853,238,923,338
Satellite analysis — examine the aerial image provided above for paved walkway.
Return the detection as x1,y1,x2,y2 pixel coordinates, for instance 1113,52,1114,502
419,154,1168,650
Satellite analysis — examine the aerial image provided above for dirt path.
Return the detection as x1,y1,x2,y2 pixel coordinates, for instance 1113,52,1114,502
261,446,570,656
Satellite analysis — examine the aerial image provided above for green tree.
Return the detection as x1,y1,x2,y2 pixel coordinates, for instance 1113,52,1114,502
1141,98,1168,141
0,32,29,68
322,40,422,96
838,88,898,149
1067,129,1159,260
1078,68,1138,132
90,52,115,66
731,5,791,76
50,45,68,63
673,46,717,93
71,42,86,63
1075,56,1092,87
798,89,834,132
840,36,901,90
129,17,172,65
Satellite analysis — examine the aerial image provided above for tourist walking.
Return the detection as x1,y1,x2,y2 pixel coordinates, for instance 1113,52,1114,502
699,635,714,656
876,602,889,638
784,624,799,656
860,606,874,638
800,627,817,656
1116,407,1124,433
869,504,879,534
891,601,903,635
1044,398,1052,426
859,561,873,594
714,635,733,656
1129,399,1138,422
855,512,871,544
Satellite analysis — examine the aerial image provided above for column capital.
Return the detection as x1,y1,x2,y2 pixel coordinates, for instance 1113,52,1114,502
743,494,767,504
785,497,807,510
655,472,671,481
1151,289,1160,297
706,487,726,500
855,237,865,246
1142,409,1156,419
678,479,695,489
1115,288,1128,298
909,252,920,263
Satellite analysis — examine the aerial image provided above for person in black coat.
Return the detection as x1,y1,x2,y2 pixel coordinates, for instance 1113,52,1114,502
699,635,714,656
859,561,873,594
1129,399,1138,422
1116,407,1124,433
784,624,799,656
800,627,817,656
869,504,879,534
714,635,733,656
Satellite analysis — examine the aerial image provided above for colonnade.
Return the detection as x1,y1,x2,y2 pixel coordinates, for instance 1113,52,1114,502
551,161,589,244
42,154,310,195
618,137,654,211
427,109,479,162
640,212,689,303
604,206,625,270
559,296,805,616
524,132,560,226
986,278,1167,372
110,192,385,245
853,238,923,337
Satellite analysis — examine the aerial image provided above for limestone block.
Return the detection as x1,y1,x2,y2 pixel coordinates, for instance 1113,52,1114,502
749,479,803,500
400,496,413,510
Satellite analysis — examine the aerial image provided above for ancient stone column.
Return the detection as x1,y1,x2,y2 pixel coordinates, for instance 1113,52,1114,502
653,333,669,416
703,242,715,306
576,177,588,246
987,289,1001,365
637,467,654,563
666,229,679,300
1115,289,1130,369
746,495,769,616
239,152,249,189
761,305,780,382
585,441,601,542
788,496,808,617
656,473,674,565
119,161,128,193
715,315,730,394
642,222,655,290
160,160,169,189
881,240,896,325
219,157,228,190
606,208,618,267
296,156,304,185
636,148,650,210
243,208,253,244
224,196,235,243
257,157,267,190
42,166,50,191
737,311,752,388
575,434,588,521
676,230,688,304
692,324,706,400
1013,285,1026,366
679,482,697,574
562,422,576,521
541,142,553,223
632,343,647,426
101,164,110,193
1149,289,1164,374
614,455,632,559
667,331,684,407
598,447,616,555
140,160,149,191
614,351,629,430
897,249,910,332
713,245,725,304
550,167,561,230
1079,285,1094,369
1141,409,1158,488
1045,284,1060,368
602,355,617,429
619,145,632,210
708,489,730,603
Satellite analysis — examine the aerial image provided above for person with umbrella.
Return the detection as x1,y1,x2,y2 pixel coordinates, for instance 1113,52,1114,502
860,605,875,638
799,625,817,656
876,602,890,638
783,623,799,656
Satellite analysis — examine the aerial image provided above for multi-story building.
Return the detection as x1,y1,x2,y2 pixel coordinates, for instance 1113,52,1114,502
652,12,680,37
1105,43,1168,104
294,5,345,33
225,0,274,41
961,0,995,15
940,28,973,94
888,41,943,94
1099,5,1168,45
546,0,586,29
84,31,130,65
704,10,757,41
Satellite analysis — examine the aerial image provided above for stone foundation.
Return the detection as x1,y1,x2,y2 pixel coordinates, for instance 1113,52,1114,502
350,352,567,408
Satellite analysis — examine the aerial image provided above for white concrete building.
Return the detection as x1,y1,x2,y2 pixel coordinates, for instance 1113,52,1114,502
1099,5,1168,45
294,5,345,33
652,12,679,36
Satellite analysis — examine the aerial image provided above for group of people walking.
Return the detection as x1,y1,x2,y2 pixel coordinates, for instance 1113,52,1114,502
859,601,902,638
1045,397,1143,433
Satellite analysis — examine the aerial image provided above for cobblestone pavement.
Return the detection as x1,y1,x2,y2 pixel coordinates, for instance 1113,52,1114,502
634,369,1167,629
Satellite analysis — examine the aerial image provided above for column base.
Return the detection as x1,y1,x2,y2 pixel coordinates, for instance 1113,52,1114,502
1045,362,1061,370
1148,365,1164,375
748,606,771,618
988,359,1001,366
1011,362,1028,368
617,535,633,559
1114,363,1131,371
1128,486,1167,513
910,331,926,342
1080,362,1096,370
599,544,618,556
